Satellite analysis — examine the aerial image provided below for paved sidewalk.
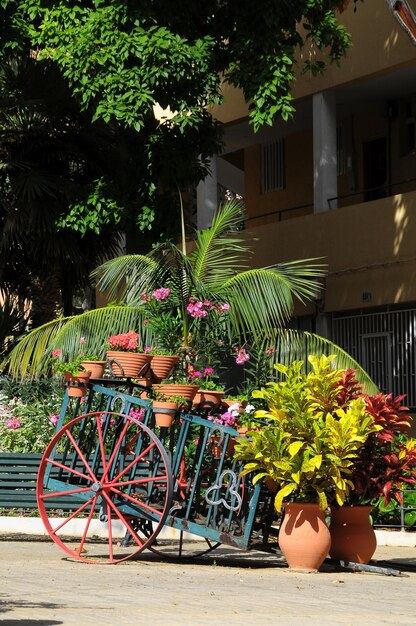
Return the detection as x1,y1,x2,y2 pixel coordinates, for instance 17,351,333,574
0,540,415,625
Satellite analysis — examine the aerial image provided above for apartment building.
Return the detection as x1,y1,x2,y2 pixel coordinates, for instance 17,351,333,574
197,0,416,405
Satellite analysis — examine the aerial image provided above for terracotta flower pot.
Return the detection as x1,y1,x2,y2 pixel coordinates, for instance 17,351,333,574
152,401,178,427
106,351,153,378
150,355,179,382
80,360,106,379
64,371,91,398
329,505,377,564
193,390,225,408
279,502,331,571
153,384,199,402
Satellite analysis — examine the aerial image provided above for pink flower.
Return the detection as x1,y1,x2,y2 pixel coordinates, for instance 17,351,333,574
129,407,145,422
100,415,116,428
49,414,59,426
6,417,21,430
144,346,151,353
221,303,230,310
51,349,61,358
153,287,171,301
235,347,250,365
204,367,214,376
190,371,202,379
79,337,86,345
266,346,275,355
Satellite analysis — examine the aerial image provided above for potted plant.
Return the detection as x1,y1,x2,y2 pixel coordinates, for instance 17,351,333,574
77,337,107,378
106,330,153,378
329,391,416,564
191,368,226,408
152,392,186,427
148,349,180,383
234,355,380,571
153,363,201,403
55,356,91,398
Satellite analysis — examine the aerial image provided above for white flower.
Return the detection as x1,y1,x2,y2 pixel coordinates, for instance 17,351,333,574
245,404,255,414
228,402,240,413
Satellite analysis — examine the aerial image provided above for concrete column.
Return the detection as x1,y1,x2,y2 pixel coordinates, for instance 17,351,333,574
313,92,338,212
196,156,218,230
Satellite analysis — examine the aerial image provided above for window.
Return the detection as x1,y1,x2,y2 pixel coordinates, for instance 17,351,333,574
261,139,285,193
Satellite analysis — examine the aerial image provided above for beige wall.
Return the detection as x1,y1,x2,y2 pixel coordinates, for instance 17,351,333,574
244,130,314,221
244,190,416,313
214,0,416,124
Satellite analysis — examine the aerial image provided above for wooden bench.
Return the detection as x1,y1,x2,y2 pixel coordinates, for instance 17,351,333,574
0,452,80,512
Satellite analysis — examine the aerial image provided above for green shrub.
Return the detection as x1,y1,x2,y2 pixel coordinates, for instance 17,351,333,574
0,375,65,453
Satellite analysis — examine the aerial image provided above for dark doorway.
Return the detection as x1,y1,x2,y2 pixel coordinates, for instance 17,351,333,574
363,137,387,201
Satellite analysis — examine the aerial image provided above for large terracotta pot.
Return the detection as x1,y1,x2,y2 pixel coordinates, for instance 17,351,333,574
106,351,153,378
151,355,179,382
152,400,178,427
329,505,377,564
80,360,106,379
279,502,331,571
153,384,199,402
64,371,91,398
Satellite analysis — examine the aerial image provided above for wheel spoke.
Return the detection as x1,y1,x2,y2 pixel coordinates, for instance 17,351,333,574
65,429,98,482
109,485,164,518
101,420,130,482
107,475,168,489
101,490,144,548
49,495,96,536
111,441,156,483
95,414,108,476
76,494,98,556
39,485,93,499
43,456,93,483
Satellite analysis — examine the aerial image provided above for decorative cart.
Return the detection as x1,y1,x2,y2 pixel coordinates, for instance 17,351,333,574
36,369,278,564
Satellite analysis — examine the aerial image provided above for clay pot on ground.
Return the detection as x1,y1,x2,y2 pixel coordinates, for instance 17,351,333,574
329,505,377,564
278,502,331,572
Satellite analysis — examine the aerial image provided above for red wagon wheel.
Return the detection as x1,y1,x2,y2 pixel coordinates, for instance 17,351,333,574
36,411,173,564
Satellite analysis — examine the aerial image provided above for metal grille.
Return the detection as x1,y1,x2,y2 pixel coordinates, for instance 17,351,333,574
332,308,416,406
261,139,285,193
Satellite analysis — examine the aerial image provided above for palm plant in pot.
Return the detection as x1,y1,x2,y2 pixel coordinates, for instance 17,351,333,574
3,201,378,396
329,390,416,564
234,355,380,571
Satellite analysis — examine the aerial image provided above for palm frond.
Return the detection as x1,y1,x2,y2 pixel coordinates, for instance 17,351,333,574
220,260,326,337
1,316,73,378
190,200,249,288
91,255,162,303
254,328,379,394
2,306,150,377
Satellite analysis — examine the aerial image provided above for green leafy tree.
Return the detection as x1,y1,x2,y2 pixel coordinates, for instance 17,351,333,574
1,0,353,227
